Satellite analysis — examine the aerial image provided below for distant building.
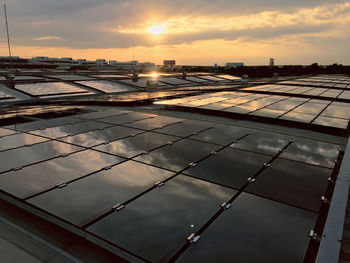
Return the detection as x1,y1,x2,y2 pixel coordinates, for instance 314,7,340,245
163,60,176,68
226,62,244,68
269,58,275,68
96,59,108,66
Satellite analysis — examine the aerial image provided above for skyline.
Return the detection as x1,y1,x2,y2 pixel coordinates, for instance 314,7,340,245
1,0,350,66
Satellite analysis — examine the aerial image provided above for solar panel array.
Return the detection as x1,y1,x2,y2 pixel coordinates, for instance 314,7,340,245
0,73,241,101
156,91,349,129
0,106,343,262
242,84,349,99
13,82,92,97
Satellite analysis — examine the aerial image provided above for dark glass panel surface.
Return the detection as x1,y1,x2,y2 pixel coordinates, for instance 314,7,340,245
134,139,219,172
0,133,48,151
246,158,332,211
97,112,154,125
93,132,178,158
30,121,111,139
0,150,124,198
4,116,84,132
190,124,252,145
230,130,291,156
88,175,234,262
184,148,270,188
177,192,317,263
0,141,82,173
74,109,131,120
126,116,184,130
156,120,213,137
59,126,143,147
28,160,174,225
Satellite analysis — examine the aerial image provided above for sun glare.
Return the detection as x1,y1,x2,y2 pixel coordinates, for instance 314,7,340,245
147,25,166,35
150,71,158,78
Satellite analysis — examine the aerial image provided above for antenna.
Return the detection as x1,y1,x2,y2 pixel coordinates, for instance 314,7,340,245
4,4,12,69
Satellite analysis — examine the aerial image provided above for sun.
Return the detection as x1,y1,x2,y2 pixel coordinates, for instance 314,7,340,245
146,24,166,35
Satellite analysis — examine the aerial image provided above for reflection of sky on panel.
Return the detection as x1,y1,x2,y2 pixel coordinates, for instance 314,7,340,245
279,112,315,123
0,127,17,137
230,130,340,168
59,126,143,147
292,102,327,115
93,132,178,158
313,116,349,129
0,141,82,173
0,133,48,151
134,139,219,172
88,175,234,262
177,192,316,263
215,74,241,80
322,105,350,119
0,149,124,198
249,108,285,118
30,120,111,139
28,160,174,225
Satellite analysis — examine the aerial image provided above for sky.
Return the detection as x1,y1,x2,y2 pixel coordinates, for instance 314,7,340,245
1,0,350,65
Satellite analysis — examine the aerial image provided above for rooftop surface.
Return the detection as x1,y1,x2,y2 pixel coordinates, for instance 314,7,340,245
0,70,349,262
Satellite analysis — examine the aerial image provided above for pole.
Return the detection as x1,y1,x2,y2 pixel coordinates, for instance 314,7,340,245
4,4,12,69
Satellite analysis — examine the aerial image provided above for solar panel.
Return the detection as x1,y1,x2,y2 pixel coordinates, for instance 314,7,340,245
28,160,174,226
59,125,144,148
134,139,219,172
15,82,89,96
0,149,123,198
93,132,178,158
0,133,48,151
0,141,82,174
87,175,234,262
75,80,136,93
176,192,317,263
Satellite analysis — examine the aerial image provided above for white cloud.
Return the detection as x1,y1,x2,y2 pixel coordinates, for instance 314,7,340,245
33,36,61,40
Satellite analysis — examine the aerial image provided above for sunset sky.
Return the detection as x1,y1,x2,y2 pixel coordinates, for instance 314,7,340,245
1,0,350,65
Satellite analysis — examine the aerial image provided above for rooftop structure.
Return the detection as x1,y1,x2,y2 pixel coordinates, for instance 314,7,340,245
0,70,349,262
226,62,244,68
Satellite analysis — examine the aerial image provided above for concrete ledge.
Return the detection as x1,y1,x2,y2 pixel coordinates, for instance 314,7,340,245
316,138,350,263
